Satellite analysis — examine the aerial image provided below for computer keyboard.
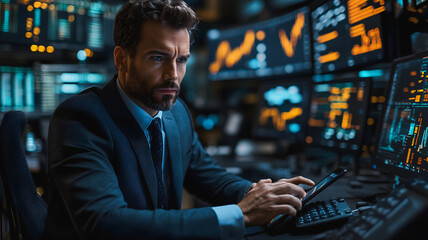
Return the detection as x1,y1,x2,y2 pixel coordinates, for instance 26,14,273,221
295,197,353,231
319,179,428,240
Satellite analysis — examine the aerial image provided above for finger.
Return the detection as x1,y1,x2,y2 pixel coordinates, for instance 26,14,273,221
270,204,298,216
274,194,302,211
278,176,315,186
270,182,306,198
248,183,257,192
256,179,272,186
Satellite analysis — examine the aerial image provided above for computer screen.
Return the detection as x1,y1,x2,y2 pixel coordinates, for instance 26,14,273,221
415,0,428,7
207,6,312,81
0,0,123,52
306,78,371,151
35,64,108,112
253,79,310,141
375,52,428,177
312,0,386,74
0,66,34,112
47,0,88,48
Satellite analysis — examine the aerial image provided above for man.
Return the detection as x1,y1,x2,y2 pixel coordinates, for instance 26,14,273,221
44,0,314,239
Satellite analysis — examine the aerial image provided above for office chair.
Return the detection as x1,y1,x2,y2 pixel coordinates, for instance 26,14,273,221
0,111,47,240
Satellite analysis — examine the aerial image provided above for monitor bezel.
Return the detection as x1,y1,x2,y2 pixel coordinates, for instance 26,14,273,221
372,50,428,179
305,77,372,153
251,77,312,142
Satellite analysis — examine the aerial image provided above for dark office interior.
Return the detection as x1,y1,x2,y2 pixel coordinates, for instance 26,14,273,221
1,0,428,239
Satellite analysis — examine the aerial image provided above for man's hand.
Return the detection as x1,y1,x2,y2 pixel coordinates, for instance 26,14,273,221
237,176,315,226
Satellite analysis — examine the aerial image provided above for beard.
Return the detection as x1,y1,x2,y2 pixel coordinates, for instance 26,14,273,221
125,65,180,111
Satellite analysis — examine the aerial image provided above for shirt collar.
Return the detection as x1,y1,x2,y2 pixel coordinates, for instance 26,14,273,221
116,78,163,131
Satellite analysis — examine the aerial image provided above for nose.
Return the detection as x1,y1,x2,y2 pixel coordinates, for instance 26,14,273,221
164,60,178,81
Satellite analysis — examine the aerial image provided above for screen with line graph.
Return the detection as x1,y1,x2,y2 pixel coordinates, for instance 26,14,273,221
253,80,310,141
312,0,386,74
305,79,371,151
375,52,428,177
207,7,312,81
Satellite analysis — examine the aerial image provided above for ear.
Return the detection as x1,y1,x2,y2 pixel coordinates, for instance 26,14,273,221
114,46,128,72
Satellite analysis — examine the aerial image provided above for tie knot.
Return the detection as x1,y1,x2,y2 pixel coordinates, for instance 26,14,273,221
148,118,162,145
149,118,161,132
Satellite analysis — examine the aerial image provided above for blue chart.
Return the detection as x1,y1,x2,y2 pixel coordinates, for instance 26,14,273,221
379,108,428,170
377,56,428,173
259,85,304,132
254,81,309,141
418,126,428,153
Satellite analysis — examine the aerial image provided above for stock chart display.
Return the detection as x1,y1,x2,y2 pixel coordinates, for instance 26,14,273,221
0,0,121,52
312,0,385,74
376,54,428,175
253,80,310,141
306,79,370,151
207,7,312,81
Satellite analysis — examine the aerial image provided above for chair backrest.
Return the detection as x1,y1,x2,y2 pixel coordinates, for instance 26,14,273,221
0,111,47,240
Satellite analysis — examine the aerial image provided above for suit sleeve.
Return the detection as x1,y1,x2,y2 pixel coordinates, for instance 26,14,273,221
48,98,221,240
178,100,253,205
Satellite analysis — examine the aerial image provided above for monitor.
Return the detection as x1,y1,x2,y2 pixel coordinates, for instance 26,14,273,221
415,0,428,7
253,79,311,142
374,51,428,178
35,64,109,112
306,78,371,151
312,0,386,74
0,0,123,52
0,66,34,112
207,6,312,81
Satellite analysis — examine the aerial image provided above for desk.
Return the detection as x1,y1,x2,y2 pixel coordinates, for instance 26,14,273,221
244,174,392,240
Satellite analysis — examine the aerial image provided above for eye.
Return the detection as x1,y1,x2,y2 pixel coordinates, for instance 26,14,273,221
151,56,163,61
177,57,188,64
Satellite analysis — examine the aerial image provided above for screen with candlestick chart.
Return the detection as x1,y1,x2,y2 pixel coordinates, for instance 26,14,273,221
253,80,310,141
207,7,312,81
375,53,428,177
312,0,386,74
306,79,371,151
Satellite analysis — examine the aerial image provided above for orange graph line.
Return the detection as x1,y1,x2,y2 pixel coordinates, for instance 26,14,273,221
341,112,352,129
209,30,256,74
317,31,338,44
328,110,342,121
350,24,382,56
259,107,303,131
406,148,411,164
357,87,364,101
415,115,422,148
278,12,305,58
348,0,385,25
318,51,340,64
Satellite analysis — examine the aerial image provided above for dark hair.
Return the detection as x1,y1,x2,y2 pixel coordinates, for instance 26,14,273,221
114,0,199,57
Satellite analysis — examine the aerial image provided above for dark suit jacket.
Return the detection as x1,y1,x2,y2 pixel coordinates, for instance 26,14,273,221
44,77,252,240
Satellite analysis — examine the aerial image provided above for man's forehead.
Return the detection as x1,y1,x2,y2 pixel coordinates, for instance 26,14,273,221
140,21,190,42
134,21,190,55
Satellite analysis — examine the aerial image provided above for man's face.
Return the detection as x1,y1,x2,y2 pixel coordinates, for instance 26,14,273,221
119,21,190,114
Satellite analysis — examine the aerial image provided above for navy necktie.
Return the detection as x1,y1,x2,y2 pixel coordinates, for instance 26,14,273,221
148,118,167,209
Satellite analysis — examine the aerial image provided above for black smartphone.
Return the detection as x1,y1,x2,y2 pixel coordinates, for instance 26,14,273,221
301,167,347,205
266,168,348,228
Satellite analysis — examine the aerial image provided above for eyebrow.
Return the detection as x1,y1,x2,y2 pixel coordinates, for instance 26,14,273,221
146,50,191,59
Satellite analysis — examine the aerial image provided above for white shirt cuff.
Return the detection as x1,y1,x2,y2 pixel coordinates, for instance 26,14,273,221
212,204,245,240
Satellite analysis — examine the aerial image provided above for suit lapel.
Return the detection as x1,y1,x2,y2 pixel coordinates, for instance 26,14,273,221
163,111,183,207
100,77,157,207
